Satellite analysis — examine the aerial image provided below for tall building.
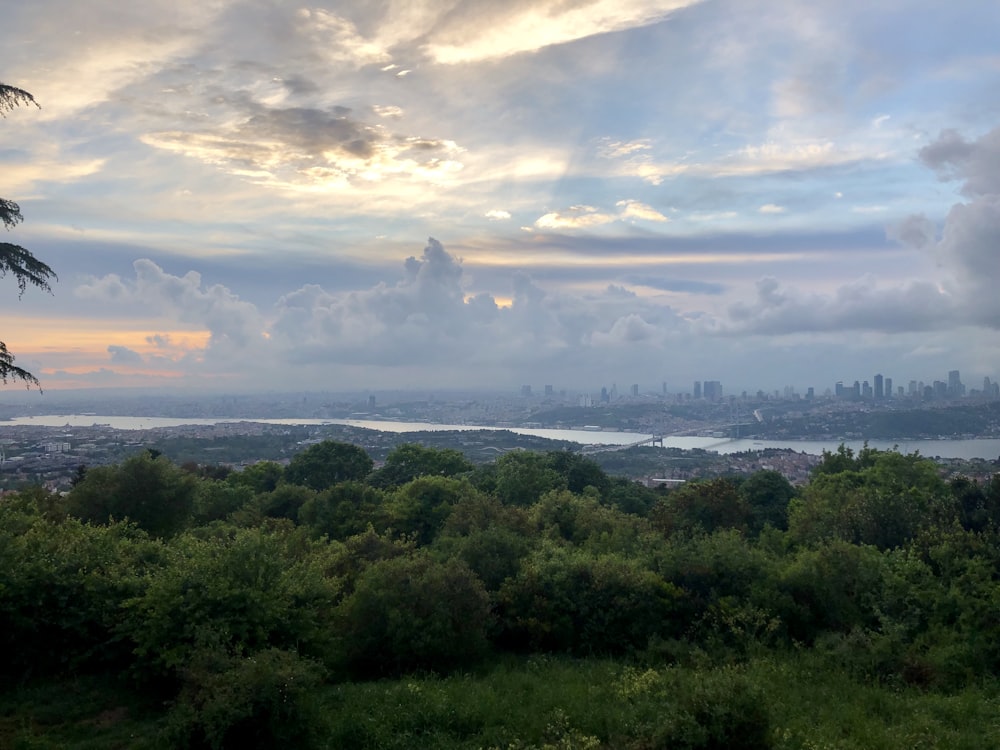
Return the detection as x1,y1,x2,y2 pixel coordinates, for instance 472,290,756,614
544,384,554,397
884,377,893,399
874,373,884,400
630,383,639,398
948,370,964,397
693,381,702,399
703,381,723,401
520,385,532,397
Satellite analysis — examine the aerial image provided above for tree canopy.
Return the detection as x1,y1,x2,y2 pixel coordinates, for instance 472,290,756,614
1,82,53,388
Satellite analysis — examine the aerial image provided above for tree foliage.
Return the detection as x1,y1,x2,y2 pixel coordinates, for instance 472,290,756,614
284,440,373,491
65,451,200,537
367,443,474,489
1,83,52,389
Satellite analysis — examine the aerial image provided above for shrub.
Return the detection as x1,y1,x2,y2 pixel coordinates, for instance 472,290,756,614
120,527,341,682
162,648,325,750
0,509,162,682
497,544,683,655
337,554,491,677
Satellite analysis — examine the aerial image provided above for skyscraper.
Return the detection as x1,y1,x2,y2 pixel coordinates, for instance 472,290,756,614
948,370,964,397
874,374,884,400
703,381,723,401
694,381,702,399
884,377,892,399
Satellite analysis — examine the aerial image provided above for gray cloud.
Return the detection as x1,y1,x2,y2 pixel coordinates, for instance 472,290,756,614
107,345,143,365
917,126,1000,328
720,275,954,336
919,127,1000,197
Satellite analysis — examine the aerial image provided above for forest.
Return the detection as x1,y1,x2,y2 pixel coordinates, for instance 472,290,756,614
2,441,1000,748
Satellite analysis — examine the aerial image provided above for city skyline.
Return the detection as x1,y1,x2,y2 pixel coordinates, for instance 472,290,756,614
3,1,1000,394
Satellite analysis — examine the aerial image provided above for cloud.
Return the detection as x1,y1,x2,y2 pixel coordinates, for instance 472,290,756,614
535,206,617,230
911,127,1000,328
295,8,391,68
758,204,786,214
77,259,264,355
625,276,726,295
617,200,668,222
107,345,143,365
536,200,666,229
485,209,511,220
141,98,465,189
920,126,1000,197
423,0,703,64
720,275,954,336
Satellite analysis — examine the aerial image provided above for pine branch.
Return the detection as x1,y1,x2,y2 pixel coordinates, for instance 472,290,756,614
0,341,40,388
1,242,57,297
0,84,39,115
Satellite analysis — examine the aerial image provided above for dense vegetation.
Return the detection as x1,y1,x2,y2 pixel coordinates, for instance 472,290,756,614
2,442,1000,748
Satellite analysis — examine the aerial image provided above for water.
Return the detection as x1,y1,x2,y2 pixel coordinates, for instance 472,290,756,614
4,415,1000,459
1,415,650,446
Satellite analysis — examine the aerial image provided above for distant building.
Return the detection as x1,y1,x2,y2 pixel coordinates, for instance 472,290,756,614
630,384,639,397
884,377,892,399
703,380,723,401
520,385,532,397
693,381,702,399
948,370,964,397
544,384,554,397
874,373,884,400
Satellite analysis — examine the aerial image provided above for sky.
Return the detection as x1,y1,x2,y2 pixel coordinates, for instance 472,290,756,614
2,0,1000,396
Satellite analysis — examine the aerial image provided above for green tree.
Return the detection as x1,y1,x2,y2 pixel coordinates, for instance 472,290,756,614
228,461,284,494
545,451,611,496
337,553,491,676
790,449,951,550
493,451,566,506
739,470,795,532
65,452,199,537
385,476,478,545
367,443,473,489
651,478,751,536
298,481,387,539
284,440,373,491
1,83,53,388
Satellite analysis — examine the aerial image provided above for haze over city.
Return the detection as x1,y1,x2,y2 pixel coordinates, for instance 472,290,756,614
2,1,1000,395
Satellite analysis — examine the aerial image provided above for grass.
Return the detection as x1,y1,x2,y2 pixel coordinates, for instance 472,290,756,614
2,653,999,749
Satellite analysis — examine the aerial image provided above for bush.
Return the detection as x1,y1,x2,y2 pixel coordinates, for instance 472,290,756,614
120,527,341,682
0,508,162,682
162,648,325,750
647,667,772,749
337,554,491,677
497,544,683,655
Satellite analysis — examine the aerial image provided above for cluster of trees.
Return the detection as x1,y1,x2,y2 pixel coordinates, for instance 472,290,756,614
3,441,1000,747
